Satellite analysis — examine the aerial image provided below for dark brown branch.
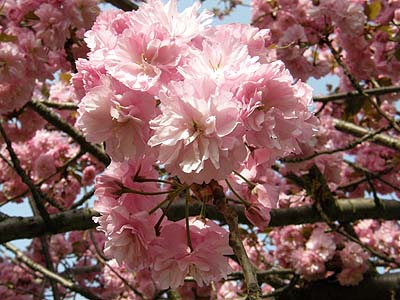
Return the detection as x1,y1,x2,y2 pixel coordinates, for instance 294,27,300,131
27,100,110,166
0,122,53,230
40,101,78,110
105,0,138,11
313,85,400,103
39,236,61,300
64,38,77,73
276,272,400,300
1,197,400,243
302,165,398,266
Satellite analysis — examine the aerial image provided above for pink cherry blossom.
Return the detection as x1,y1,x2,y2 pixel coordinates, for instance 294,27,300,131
292,249,326,280
151,218,232,289
148,78,246,183
77,76,157,161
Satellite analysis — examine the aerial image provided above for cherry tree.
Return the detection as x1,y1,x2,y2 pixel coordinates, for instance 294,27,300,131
0,0,400,299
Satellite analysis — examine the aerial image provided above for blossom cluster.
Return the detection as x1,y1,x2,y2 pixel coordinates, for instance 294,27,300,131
0,0,99,115
271,223,370,286
74,0,319,289
0,128,103,208
252,0,400,87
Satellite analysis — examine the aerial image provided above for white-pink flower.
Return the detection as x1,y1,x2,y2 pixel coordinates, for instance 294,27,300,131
104,28,181,93
151,218,232,289
148,78,246,183
77,76,157,161
244,183,278,229
103,205,161,271
238,60,318,163
306,227,336,261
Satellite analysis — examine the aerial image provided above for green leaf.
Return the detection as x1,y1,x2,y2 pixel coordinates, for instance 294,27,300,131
366,0,382,20
0,33,17,43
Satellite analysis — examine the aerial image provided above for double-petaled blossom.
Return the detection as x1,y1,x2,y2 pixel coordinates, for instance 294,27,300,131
151,218,232,289
148,78,246,184
104,27,182,93
77,76,157,161
238,60,318,164
81,0,321,290
338,242,369,286
94,155,165,271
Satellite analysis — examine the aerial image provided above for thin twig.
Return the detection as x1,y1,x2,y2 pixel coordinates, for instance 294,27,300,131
281,125,390,163
0,122,53,230
27,100,110,166
313,85,400,103
3,242,102,300
324,37,400,133
39,236,61,300
343,160,400,193
70,189,94,209
89,231,145,299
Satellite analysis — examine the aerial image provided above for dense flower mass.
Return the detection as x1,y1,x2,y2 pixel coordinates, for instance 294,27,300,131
76,0,318,185
3,0,400,299
74,0,319,289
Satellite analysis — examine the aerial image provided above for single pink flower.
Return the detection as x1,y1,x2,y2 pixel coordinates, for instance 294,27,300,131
151,218,232,289
148,78,246,183
77,76,157,161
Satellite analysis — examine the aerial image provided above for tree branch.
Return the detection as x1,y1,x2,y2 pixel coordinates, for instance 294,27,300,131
2,242,102,300
313,85,400,103
1,198,400,243
0,122,53,230
27,100,110,166
324,38,400,133
333,118,400,151
40,101,78,110
104,0,138,11
281,125,389,163
210,180,261,300
277,272,400,300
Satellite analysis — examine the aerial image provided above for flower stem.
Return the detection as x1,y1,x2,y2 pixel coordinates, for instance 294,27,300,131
225,179,251,208
185,188,193,252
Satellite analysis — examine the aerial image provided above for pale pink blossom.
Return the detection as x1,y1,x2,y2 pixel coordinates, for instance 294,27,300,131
178,34,259,87
77,76,157,161
306,228,336,261
244,184,279,229
151,218,232,289
104,206,161,271
238,61,318,164
33,153,56,179
148,78,246,183
104,28,181,93
292,249,326,280
131,0,213,44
